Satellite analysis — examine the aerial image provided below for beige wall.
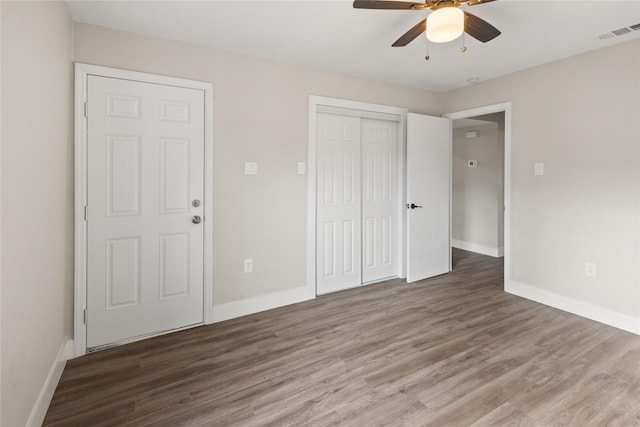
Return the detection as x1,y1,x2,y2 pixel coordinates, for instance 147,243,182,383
444,39,640,318
2,9,638,423
73,23,443,306
452,123,503,253
1,2,74,426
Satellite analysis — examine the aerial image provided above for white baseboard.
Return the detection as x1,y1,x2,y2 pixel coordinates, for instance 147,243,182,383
213,286,314,323
452,239,502,258
507,281,640,335
27,339,73,427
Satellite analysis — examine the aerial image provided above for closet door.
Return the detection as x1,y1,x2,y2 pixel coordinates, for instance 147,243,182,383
316,113,362,294
362,118,397,283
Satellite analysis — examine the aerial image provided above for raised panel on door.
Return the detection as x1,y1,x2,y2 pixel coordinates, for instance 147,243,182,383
87,75,205,349
106,135,141,216
160,138,191,214
361,118,397,283
160,233,190,299
106,237,141,309
316,113,362,295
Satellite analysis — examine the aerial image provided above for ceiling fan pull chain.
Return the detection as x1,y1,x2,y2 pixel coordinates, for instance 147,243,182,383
425,39,430,61
460,32,467,53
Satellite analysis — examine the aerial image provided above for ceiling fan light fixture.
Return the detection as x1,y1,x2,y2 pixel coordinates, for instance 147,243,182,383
426,7,464,43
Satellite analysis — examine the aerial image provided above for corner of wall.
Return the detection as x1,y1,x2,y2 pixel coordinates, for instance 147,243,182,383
25,339,73,427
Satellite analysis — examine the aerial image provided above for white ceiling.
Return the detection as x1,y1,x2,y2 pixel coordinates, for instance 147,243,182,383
66,0,640,92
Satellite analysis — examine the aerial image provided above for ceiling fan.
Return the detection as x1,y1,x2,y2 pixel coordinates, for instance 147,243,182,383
353,0,501,48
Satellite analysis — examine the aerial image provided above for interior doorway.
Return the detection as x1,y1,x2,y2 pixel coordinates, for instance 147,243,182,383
451,113,505,266
444,103,512,288
74,63,214,356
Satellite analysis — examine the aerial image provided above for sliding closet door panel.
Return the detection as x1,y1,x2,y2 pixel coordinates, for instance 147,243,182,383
362,119,397,282
316,113,362,294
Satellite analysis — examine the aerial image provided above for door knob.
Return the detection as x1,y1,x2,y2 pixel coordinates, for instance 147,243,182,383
192,215,202,224
406,203,423,209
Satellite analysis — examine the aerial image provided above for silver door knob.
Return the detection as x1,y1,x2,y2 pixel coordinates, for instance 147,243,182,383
192,215,202,224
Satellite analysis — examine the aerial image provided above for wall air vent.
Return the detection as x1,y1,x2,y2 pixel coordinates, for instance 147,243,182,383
599,23,640,40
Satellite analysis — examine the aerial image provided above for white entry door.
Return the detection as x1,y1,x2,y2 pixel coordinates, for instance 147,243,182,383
86,75,205,349
406,113,451,283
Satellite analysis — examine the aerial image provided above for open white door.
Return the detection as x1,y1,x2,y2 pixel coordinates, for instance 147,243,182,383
406,113,451,283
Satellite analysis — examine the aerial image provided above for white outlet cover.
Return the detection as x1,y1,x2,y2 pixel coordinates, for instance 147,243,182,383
534,163,544,176
245,162,258,175
468,160,477,168
298,162,306,175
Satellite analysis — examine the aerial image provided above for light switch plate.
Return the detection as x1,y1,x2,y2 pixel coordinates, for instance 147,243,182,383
468,160,477,168
585,262,597,277
244,162,258,175
298,162,306,175
534,163,544,176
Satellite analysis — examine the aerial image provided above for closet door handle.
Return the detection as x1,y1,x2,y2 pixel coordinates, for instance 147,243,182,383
406,203,423,209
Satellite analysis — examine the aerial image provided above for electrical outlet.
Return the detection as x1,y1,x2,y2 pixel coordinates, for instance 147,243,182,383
585,262,597,277
298,162,306,175
244,258,253,273
534,163,544,176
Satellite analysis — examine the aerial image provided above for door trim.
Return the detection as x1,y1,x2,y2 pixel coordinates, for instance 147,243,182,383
443,102,512,289
307,96,408,297
73,63,214,357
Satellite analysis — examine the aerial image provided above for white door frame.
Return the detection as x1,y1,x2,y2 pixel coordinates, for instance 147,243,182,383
73,63,214,357
443,102,512,288
307,96,407,297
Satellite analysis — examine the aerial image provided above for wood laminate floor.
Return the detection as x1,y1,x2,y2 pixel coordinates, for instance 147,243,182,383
45,249,640,426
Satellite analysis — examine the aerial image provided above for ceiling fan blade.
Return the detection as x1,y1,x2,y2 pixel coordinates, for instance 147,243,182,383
353,0,430,10
392,19,426,46
463,11,501,43
466,0,497,6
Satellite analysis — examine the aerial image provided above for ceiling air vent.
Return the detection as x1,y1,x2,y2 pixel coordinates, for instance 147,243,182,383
612,27,631,36
599,23,640,40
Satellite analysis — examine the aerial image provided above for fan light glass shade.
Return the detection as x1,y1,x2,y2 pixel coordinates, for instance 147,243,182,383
426,7,464,43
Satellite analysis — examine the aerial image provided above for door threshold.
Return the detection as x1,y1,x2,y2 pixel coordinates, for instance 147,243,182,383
87,321,203,354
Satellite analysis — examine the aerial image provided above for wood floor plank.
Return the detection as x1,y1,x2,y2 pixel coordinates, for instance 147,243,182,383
44,249,640,426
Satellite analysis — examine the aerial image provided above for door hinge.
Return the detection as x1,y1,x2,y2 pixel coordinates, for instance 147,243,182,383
83,309,88,325
84,205,88,221
84,102,88,118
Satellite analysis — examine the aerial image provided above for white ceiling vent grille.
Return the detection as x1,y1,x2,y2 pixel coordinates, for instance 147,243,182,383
600,23,640,40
